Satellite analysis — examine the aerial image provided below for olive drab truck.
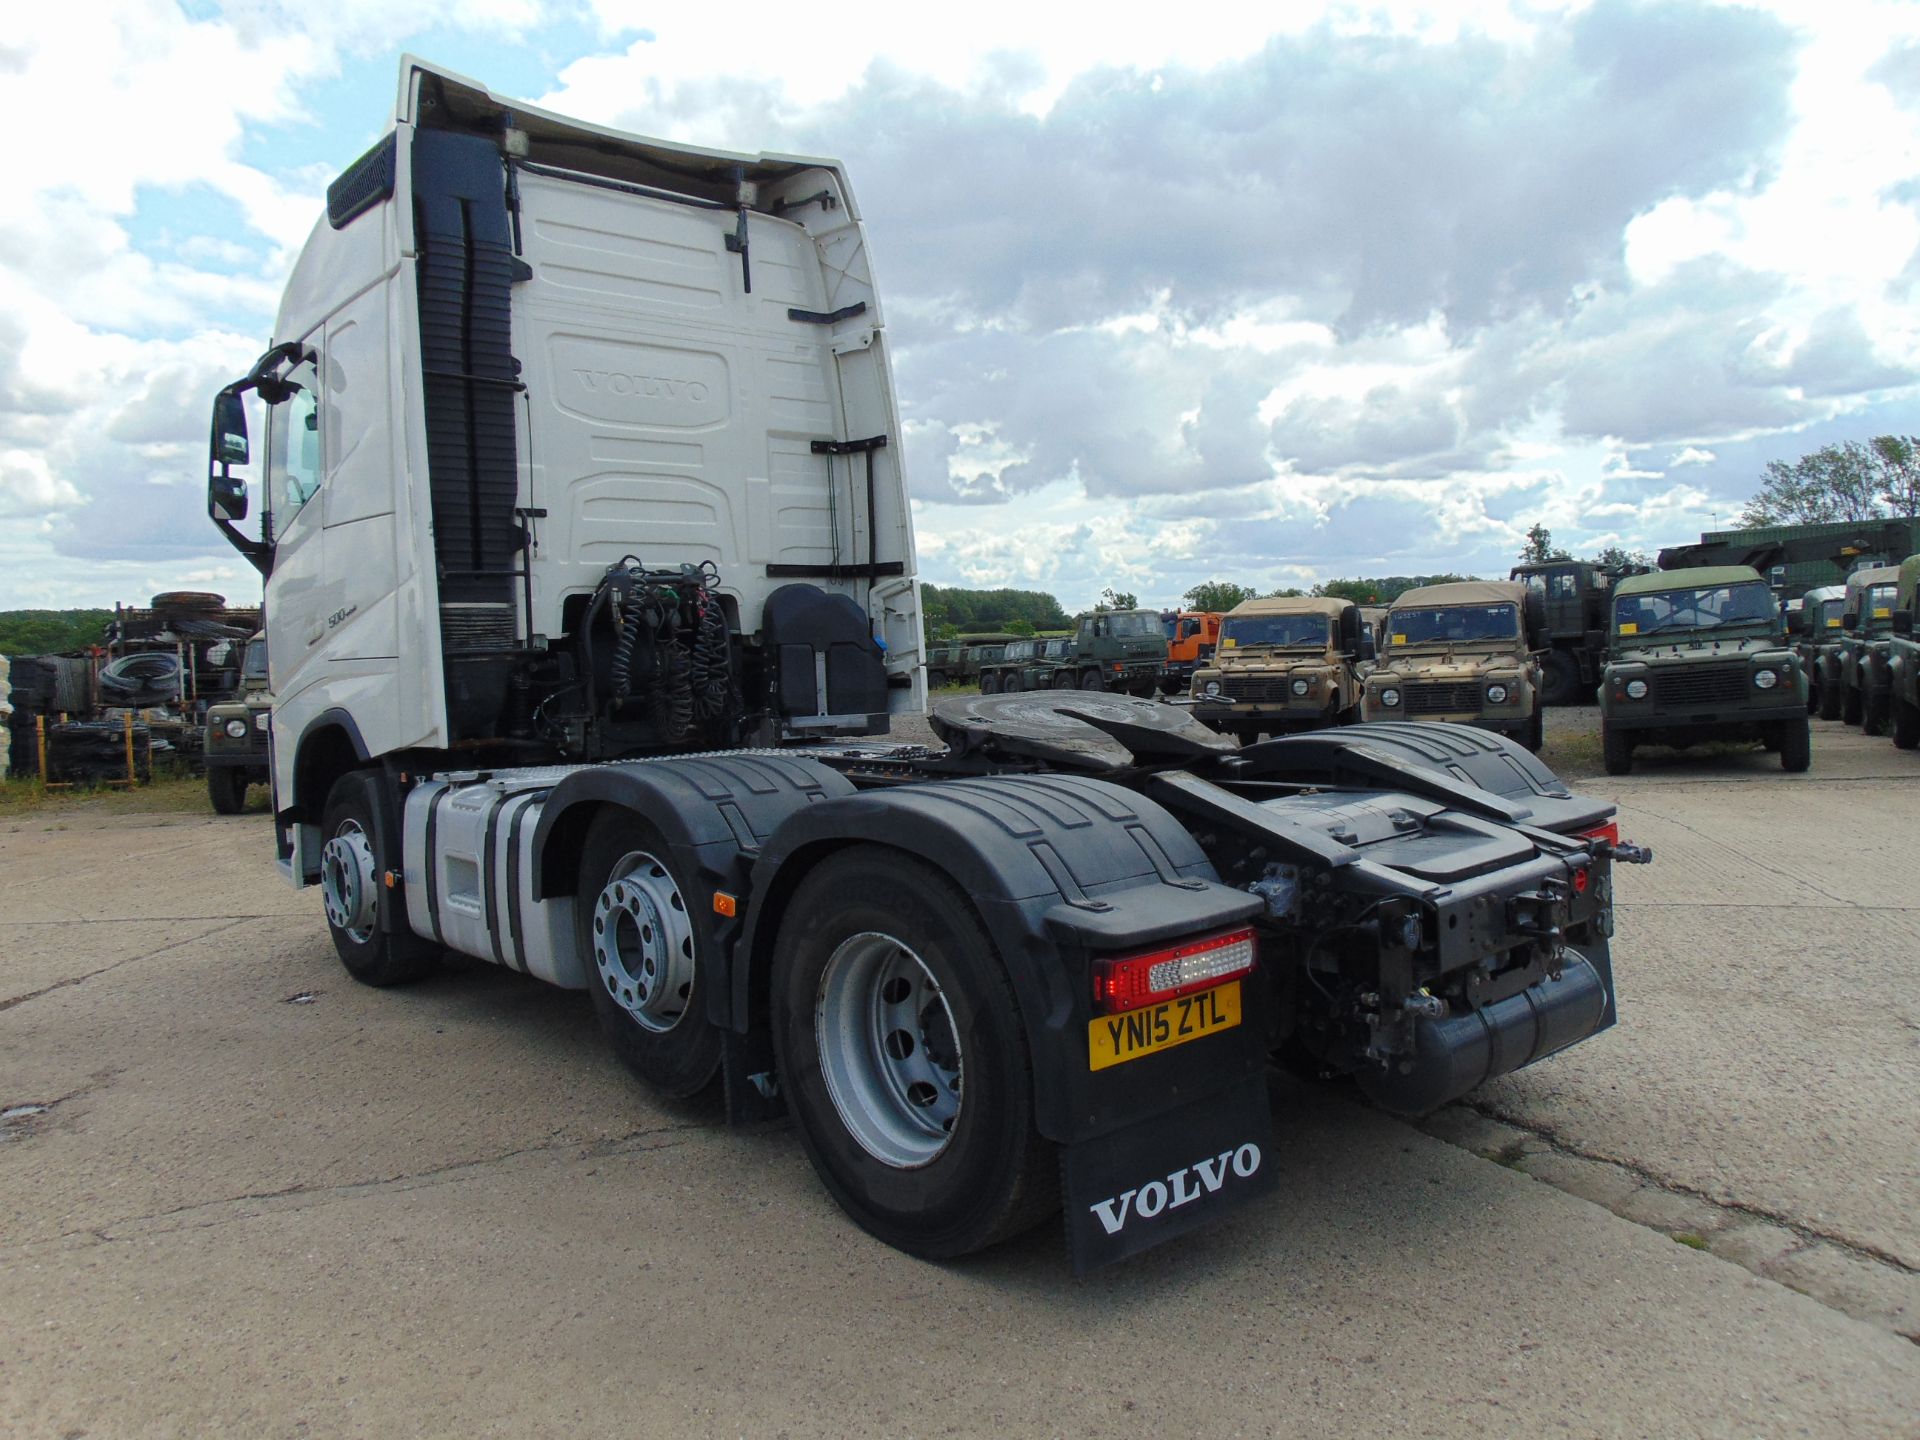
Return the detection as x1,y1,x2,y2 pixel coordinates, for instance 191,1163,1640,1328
203,57,1643,1274
1837,565,1900,735
1885,555,1920,750
1363,581,1545,751
1597,566,1810,775
1069,609,1167,695
1510,560,1648,706
1188,597,1368,743
1795,584,1846,718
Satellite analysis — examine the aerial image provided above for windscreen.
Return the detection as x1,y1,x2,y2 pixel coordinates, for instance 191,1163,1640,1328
1106,612,1160,638
1818,598,1844,630
1865,584,1897,629
1614,582,1774,636
242,639,268,681
1388,603,1518,645
1223,613,1329,648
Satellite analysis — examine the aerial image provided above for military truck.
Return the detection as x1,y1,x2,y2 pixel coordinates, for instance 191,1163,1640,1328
977,637,1072,694
1068,609,1167,695
1510,560,1650,706
1837,565,1899,734
925,632,1022,689
1794,584,1847,718
1363,581,1544,751
204,633,272,814
1886,554,1920,749
1598,566,1810,774
1189,597,1368,743
1159,611,1222,695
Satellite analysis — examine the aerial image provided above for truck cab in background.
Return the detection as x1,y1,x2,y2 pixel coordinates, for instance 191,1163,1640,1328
1511,560,1648,706
1159,610,1222,696
1069,609,1166,695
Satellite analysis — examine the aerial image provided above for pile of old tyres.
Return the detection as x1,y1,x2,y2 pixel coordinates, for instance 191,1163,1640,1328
46,716,164,783
97,652,181,707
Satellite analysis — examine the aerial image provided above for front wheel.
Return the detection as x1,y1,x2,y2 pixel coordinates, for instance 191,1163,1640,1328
1843,683,1863,725
1523,707,1545,754
575,809,721,1098
1818,673,1842,721
927,669,947,691
1078,670,1105,691
979,672,1001,696
1864,687,1889,737
1892,695,1920,750
207,765,249,815
770,846,1057,1259
1051,671,1075,690
1778,717,1812,773
1601,721,1633,776
1540,652,1582,707
320,770,439,986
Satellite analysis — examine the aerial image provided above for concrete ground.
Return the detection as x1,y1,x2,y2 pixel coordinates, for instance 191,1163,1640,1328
1,711,1915,1437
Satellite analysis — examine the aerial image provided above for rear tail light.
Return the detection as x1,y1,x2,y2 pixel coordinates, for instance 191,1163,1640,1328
1092,928,1256,1014
1578,821,1620,847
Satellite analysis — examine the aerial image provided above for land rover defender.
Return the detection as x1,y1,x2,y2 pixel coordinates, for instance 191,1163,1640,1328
1190,597,1366,743
1363,581,1544,751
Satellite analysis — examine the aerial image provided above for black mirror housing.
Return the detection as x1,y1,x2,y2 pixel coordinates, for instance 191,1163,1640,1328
1894,610,1914,637
1842,612,1860,630
209,471,248,521
212,388,249,466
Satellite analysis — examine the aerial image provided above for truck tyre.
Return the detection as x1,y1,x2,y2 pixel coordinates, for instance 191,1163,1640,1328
979,672,1000,696
1778,717,1812,773
1818,674,1842,721
1893,695,1920,750
1541,652,1581,707
1806,676,1819,715
927,669,947,691
208,766,249,815
574,809,722,1099
1864,687,1889,737
1523,707,1545,754
1079,670,1104,691
320,771,439,986
770,846,1057,1259
1844,683,1863,725
1601,722,1633,776
1051,671,1075,690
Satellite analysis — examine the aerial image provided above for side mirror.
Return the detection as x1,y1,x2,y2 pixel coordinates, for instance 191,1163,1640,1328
1894,610,1914,637
1842,612,1859,630
209,471,248,521
212,388,249,466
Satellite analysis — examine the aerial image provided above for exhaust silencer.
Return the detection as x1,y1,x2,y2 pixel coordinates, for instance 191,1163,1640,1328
1358,952,1611,1117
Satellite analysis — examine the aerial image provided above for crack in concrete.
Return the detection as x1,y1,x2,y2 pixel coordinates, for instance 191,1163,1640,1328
1457,1100,1919,1277
0,921,249,1014
13,1120,719,1252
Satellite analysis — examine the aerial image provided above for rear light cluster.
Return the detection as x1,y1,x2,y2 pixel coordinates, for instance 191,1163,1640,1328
1578,821,1620,848
1092,928,1256,1014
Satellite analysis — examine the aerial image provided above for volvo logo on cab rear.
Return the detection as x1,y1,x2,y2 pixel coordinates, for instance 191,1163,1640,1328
1089,1143,1262,1236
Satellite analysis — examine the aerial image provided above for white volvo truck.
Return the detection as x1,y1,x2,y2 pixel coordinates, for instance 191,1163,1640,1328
206,58,1642,1271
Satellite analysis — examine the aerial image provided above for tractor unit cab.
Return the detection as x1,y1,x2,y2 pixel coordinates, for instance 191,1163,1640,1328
202,57,921,876
1159,610,1223,695
1190,596,1366,744
1837,565,1901,733
1597,565,1809,774
1365,581,1545,751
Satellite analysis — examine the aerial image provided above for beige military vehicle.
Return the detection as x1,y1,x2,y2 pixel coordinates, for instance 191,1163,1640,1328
1362,580,1545,751
1189,596,1370,743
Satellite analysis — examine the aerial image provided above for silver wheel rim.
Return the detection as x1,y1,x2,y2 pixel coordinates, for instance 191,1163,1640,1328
320,819,377,944
815,932,963,1169
591,850,695,1033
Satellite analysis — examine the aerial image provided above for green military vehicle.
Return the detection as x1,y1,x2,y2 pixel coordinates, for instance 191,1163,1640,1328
1837,565,1899,734
1598,566,1809,775
925,632,1020,689
1511,559,1651,705
977,636,1074,694
1363,581,1545,750
203,632,271,814
1189,596,1369,743
1066,609,1167,695
1887,554,1920,749
1793,583,1847,718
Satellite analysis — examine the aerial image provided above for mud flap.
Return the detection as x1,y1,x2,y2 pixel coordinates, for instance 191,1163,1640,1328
1060,1073,1276,1274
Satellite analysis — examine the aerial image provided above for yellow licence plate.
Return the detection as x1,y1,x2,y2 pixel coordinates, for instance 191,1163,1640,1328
1087,981,1242,1072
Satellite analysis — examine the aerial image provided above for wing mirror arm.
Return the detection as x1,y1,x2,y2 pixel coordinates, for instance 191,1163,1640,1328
204,342,314,579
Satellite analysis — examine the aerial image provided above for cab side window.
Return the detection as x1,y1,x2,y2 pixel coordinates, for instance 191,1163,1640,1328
268,357,323,524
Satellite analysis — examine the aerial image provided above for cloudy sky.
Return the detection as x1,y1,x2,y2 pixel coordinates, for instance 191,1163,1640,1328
3,1,1918,613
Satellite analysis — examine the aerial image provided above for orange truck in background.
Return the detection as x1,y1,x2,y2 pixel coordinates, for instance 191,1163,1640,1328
1160,611,1223,695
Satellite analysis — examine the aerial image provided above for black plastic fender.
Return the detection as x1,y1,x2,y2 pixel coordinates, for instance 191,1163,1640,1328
737,772,1267,1145
530,752,856,1034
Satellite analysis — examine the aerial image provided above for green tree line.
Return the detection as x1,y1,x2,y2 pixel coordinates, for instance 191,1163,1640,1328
0,610,113,656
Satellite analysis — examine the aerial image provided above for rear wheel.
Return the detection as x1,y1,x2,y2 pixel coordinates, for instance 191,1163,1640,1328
575,810,722,1098
1051,670,1075,690
1893,695,1920,750
320,770,438,986
1778,717,1812,773
770,846,1057,1259
207,765,249,815
979,672,1001,696
1601,721,1633,776
1079,670,1105,691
